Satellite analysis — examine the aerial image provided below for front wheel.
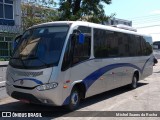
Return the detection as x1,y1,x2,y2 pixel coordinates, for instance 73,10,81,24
130,74,138,89
66,87,80,111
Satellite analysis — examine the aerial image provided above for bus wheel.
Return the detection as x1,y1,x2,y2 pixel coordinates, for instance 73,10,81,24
66,87,80,111
130,74,138,89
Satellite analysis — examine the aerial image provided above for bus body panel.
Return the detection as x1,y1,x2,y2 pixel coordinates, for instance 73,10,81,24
6,65,65,106
6,81,64,106
67,56,153,99
6,65,52,87
70,59,104,97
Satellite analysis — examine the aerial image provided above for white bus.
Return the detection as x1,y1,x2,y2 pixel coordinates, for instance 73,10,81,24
6,21,153,110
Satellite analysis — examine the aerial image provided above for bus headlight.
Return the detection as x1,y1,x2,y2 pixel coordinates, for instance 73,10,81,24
36,82,58,91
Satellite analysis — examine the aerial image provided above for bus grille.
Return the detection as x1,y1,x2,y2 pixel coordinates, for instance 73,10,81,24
9,68,43,77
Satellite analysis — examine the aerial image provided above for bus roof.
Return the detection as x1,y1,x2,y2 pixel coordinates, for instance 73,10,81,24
29,21,151,37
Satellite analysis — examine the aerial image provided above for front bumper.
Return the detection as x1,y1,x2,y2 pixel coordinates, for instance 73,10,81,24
6,83,63,106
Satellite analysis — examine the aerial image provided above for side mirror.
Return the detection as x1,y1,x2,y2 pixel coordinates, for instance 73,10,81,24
72,29,85,44
13,35,22,49
78,33,85,44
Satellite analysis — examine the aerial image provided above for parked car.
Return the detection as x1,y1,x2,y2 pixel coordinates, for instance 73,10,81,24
153,56,158,66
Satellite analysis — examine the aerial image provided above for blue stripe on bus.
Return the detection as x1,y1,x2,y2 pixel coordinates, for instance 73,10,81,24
82,63,142,90
63,63,142,105
63,57,152,105
14,78,43,85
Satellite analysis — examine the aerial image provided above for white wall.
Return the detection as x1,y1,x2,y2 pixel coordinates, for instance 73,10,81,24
14,0,22,27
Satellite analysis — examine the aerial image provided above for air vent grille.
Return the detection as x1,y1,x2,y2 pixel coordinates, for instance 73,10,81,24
9,68,43,77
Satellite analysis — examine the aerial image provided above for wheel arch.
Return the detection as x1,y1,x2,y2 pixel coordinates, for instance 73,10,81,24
71,81,86,99
133,70,140,81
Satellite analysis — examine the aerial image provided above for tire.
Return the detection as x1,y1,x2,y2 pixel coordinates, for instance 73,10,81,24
130,74,138,89
66,87,80,111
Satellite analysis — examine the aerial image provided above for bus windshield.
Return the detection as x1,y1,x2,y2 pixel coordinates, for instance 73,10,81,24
9,26,69,69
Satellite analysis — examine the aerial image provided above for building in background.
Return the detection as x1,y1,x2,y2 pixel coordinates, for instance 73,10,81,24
104,17,132,26
21,1,58,31
0,0,22,60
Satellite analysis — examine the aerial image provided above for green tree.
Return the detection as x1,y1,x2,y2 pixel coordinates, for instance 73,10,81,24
21,0,59,31
59,0,114,23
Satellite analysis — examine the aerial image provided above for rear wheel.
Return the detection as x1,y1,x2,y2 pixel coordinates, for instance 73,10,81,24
66,87,80,111
130,74,138,89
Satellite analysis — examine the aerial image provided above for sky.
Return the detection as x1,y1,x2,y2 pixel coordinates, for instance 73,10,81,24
104,0,160,41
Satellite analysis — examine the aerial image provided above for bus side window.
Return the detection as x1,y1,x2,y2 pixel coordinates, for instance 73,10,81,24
61,37,73,71
72,36,91,65
61,35,91,71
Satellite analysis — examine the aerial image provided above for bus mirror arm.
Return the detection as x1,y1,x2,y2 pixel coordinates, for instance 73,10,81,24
11,35,23,56
13,35,22,49
73,29,81,34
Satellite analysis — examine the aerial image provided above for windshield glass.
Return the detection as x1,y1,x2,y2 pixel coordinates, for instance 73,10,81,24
9,26,69,69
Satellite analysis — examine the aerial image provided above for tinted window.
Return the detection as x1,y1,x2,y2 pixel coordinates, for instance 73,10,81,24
0,1,13,19
0,41,8,49
0,4,3,18
94,28,118,58
117,33,129,57
10,26,69,69
72,35,91,65
141,36,152,55
127,35,142,56
61,37,72,71
94,28,152,58
62,26,91,71
94,29,107,58
5,5,13,19
0,36,4,41
5,37,12,41
5,0,13,4
134,36,142,56
78,26,91,34
72,26,91,64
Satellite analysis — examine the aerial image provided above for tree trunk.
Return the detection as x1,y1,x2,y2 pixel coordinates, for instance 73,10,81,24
73,0,81,15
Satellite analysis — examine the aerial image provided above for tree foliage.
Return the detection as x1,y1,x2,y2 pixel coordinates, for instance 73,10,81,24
22,0,114,30
21,0,59,31
59,0,113,23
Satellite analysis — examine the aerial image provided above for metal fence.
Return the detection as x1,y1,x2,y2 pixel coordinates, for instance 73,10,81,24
0,36,14,60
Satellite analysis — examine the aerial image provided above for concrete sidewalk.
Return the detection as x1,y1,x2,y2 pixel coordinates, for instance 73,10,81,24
0,61,8,66
0,61,8,87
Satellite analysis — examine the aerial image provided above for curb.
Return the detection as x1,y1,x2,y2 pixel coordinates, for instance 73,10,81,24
0,65,8,67
0,61,8,67
0,62,8,87
0,81,5,87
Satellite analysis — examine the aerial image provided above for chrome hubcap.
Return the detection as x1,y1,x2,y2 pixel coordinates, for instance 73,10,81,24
71,92,78,105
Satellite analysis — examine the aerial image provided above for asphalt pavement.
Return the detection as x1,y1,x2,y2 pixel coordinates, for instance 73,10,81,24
0,61,8,87
0,60,160,120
